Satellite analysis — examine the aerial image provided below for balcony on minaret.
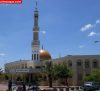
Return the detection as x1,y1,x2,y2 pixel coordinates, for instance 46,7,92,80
34,10,38,16
32,40,40,47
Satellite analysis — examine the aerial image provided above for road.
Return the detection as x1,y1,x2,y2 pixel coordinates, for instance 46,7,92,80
0,84,7,91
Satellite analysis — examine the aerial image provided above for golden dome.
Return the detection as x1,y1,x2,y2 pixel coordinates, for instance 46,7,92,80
39,49,51,61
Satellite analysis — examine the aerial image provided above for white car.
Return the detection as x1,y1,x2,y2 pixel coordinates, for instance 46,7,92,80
12,83,17,91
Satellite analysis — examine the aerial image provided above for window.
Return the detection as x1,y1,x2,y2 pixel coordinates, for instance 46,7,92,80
77,60,82,66
25,64,27,68
92,59,98,68
68,60,72,67
85,60,90,68
34,54,36,60
32,54,33,60
22,64,24,69
37,54,38,60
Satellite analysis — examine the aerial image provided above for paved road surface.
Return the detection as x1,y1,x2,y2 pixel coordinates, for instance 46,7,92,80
0,84,7,91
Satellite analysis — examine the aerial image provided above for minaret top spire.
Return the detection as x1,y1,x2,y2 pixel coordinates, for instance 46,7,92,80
35,0,38,10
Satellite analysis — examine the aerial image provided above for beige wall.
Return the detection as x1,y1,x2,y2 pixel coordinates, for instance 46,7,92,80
51,55,100,85
5,60,35,73
5,55,100,85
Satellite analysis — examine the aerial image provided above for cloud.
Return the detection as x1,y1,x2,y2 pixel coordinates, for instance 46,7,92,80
41,31,46,34
80,19,100,32
88,31,100,37
0,53,5,56
79,45,85,48
88,31,96,37
80,24,94,32
96,19,100,24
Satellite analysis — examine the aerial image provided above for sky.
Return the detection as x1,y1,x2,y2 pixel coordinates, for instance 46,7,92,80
0,0,100,68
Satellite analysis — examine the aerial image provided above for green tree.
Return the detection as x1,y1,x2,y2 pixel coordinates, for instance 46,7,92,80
0,68,3,75
44,62,72,87
85,69,100,83
53,63,72,86
5,74,9,80
44,61,54,87
4,73,12,80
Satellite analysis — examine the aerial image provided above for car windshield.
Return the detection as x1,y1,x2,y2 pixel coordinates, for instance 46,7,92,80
84,82,93,86
12,83,17,86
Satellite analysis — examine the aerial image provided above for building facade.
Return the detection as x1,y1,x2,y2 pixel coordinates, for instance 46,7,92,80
52,55,100,85
5,55,100,85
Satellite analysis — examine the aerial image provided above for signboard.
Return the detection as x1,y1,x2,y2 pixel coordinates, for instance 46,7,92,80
16,69,30,73
9,68,42,73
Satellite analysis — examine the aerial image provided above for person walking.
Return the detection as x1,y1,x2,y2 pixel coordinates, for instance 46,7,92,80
23,82,26,91
8,80,12,91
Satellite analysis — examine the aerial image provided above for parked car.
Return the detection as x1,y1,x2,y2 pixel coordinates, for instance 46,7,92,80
27,83,39,91
83,81,100,91
12,83,17,91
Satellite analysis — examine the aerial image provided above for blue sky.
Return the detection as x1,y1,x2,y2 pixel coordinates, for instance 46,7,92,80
0,0,100,68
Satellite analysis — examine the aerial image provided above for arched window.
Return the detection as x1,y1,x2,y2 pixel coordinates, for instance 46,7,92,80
34,54,36,60
77,59,82,66
68,60,72,67
22,64,24,69
92,59,98,68
37,54,39,60
85,59,90,68
25,64,27,68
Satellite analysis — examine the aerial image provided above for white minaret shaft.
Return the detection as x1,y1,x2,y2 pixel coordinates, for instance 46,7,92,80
32,1,40,61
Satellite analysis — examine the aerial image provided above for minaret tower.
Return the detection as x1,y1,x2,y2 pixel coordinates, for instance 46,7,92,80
32,1,40,61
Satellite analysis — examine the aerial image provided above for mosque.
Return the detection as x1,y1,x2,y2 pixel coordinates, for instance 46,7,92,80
5,2,100,85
